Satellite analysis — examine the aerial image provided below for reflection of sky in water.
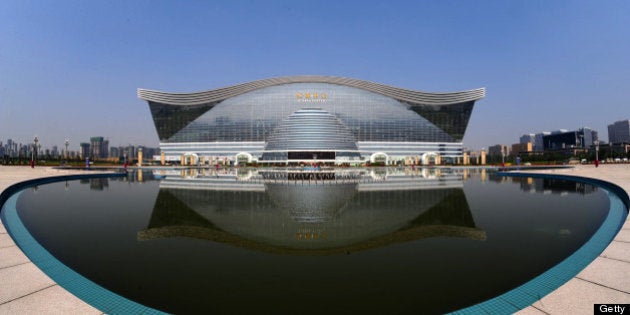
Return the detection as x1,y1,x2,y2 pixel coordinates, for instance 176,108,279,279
16,168,609,314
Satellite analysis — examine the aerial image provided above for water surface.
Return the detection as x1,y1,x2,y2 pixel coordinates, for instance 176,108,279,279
16,168,609,314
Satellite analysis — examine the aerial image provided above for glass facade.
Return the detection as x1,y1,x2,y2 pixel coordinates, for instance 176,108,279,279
144,82,481,164
542,128,598,150
262,108,360,161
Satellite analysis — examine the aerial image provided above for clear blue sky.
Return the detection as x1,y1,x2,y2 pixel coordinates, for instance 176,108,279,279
1,1,629,151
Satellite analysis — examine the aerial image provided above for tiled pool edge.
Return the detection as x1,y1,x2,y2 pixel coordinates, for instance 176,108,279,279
511,168,630,314
451,173,628,314
0,168,118,314
1,189,166,315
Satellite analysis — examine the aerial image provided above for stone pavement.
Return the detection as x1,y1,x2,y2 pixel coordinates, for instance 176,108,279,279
0,166,102,314
0,165,628,314
514,164,630,315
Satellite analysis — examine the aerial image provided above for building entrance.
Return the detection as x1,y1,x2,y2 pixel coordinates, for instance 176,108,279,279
288,151,335,160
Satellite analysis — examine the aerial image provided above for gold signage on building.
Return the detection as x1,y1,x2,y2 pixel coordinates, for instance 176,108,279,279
296,92,328,102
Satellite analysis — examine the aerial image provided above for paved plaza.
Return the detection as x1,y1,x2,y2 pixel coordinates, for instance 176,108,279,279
514,164,630,314
0,166,102,314
0,165,628,314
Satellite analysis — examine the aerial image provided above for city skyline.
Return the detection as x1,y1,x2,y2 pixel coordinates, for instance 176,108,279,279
0,136,159,160
0,135,155,154
2,1,630,150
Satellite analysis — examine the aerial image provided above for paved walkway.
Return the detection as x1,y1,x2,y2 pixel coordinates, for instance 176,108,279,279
0,166,102,314
514,164,630,315
0,165,628,314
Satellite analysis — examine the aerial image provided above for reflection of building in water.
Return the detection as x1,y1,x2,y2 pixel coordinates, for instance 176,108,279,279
510,176,598,195
458,167,488,182
153,167,464,191
488,173,510,183
80,178,110,191
265,183,358,223
138,168,485,255
74,172,157,191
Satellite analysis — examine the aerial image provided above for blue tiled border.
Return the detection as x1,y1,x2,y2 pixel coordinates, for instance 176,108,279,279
452,172,629,314
0,173,168,315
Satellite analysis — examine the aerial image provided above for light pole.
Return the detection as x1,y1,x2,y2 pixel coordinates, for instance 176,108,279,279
65,138,69,162
32,135,38,168
595,140,599,164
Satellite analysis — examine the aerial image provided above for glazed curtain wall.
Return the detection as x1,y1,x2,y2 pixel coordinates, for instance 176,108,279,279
150,83,474,144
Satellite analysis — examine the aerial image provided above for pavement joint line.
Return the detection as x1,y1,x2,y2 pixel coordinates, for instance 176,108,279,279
532,292,550,313
597,256,630,264
574,276,630,295
531,305,551,315
0,284,57,306
601,257,630,264
0,261,32,270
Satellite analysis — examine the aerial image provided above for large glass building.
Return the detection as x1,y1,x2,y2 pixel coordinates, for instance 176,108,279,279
138,76,485,165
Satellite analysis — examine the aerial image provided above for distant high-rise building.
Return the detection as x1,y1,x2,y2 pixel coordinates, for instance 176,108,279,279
102,139,109,158
534,132,550,152
520,134,535,145
140,146,160,159
583,127,598,147
608,120,630,144
110,147,120,160
90,137,102,158
19,143,28,158
80,143,91,159
542,127,598,150
488,144,510,157
123,145,135,161
90,137,109,159
512,142,533,156
7,139,16,157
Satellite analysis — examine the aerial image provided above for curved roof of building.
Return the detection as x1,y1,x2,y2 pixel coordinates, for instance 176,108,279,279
138,75,485,106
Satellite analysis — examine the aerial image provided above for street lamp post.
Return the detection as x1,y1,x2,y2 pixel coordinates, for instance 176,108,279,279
594,140,599,166
65,138,69,163
31,135,38,168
